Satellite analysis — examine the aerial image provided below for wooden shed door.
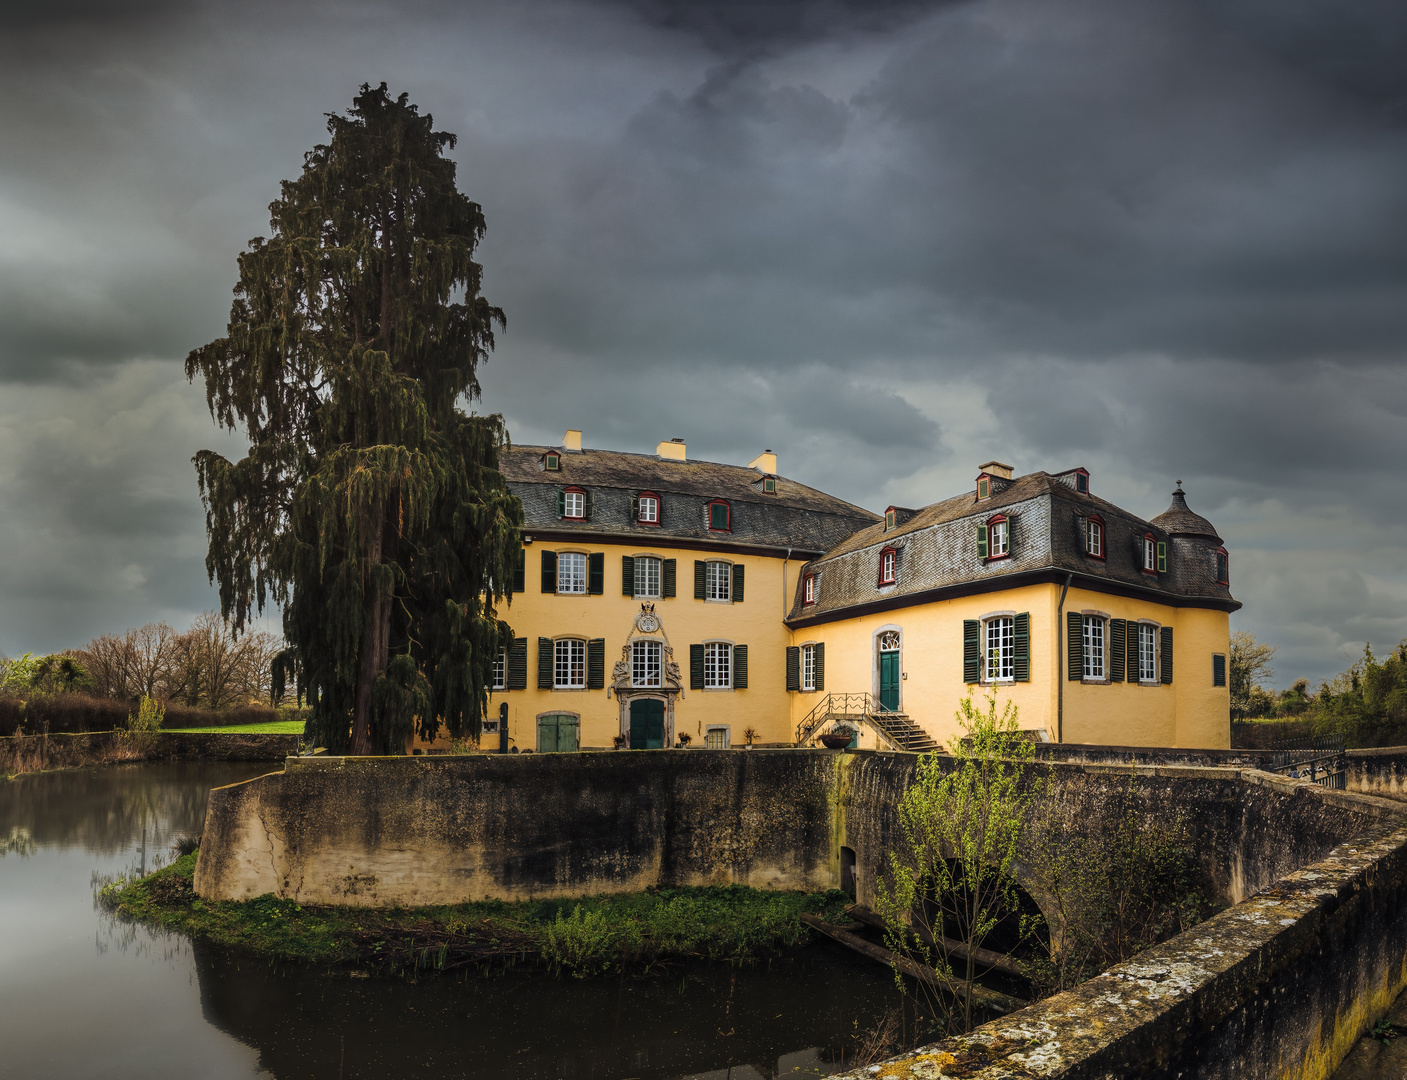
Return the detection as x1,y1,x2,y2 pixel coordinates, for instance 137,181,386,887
537,713,579,753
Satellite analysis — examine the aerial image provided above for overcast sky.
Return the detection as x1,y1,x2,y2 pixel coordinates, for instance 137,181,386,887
2,0,1406,688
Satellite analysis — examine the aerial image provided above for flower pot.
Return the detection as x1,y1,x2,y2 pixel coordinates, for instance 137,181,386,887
819,733,853,750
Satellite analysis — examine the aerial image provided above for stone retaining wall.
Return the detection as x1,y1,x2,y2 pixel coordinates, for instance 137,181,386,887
1345,748,1407,802
0,731,299,776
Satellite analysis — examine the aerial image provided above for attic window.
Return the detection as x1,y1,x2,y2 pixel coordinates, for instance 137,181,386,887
1074,469,1089,494
762,477,776,494
1142,534,1157,573
1085,515,1105,559
635,492,660,525
708,500,731,532
977,477,991,500
558,487,587,520
803,573,817,605
1215,548,1229,586
884,508,896,530
988,515,1010,559
544,452,560,472
878,547,897,586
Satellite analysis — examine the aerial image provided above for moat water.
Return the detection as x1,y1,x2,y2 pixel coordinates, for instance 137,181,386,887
0,763,904,1079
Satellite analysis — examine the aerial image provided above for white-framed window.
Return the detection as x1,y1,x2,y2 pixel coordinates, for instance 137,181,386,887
1085,519,1104,558
631,640,662,687
1139,623,1158,683
1143,536,1156,572
554,638,586,689
802,644,817,691
563,490,585,519
803,573,817,604
706,560,732,601
704,726,730,749
634,556,661,598
1082,616,1106,680
880,549,896,584
557,551,587,594
985,616,1014,681
638,494,659,524
704,642,732,689
990,519,1010,558
482,717,500,734
492,648,506,690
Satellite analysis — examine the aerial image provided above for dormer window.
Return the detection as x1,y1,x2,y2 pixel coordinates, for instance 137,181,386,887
635,492,660,526
708,500,731,532
544,452,560,472
878,548,897,585
885,508,897,530
558,487,587,520
803,573,817,605
988,515,1010,558
1074,469,1089,494
762,476,777,494
1142,534,1157,573
1085,515,1105,559
977,476,991,500
1215,548,1229,585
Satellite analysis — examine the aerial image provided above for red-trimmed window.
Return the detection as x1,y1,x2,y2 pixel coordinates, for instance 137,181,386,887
1142,533,1157,574
636,492,660,526
708,500,731,532
560,487,586,520
878,547,897,585
544,452,560,472
988,515,1010,559
885,508,897,531
1085,515,1105,559
976,476,991,500
803,573,817,605
1215,548,1229,585
1073,468,1090,494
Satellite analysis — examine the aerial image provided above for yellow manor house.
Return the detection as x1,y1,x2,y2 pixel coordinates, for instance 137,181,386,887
473,431,1238,754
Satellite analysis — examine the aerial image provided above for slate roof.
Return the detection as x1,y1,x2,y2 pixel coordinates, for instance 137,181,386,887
787,472,1239,624
501,444,879,556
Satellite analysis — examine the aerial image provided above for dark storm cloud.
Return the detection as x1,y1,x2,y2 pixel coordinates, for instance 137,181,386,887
1,0,1405,688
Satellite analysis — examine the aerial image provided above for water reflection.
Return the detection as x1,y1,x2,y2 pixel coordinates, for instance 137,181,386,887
2,763,904,1080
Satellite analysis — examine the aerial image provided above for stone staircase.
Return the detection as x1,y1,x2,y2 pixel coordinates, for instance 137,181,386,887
794,693,940,753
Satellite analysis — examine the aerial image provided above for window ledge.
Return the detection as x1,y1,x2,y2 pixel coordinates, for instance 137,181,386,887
1080,678,1111,685
551,687,590,692
701,687,735,693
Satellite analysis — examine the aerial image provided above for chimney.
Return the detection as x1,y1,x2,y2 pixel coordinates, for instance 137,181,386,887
748,449,777,474
657,438,687,461
979,460,1014,480
562,429,582,452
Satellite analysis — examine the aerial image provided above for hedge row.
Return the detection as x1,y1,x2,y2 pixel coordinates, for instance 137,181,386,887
0,693,283,736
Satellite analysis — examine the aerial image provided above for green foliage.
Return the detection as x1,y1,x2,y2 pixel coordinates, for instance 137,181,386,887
1229,630,1277,721
186,83,522,755
0,653,95,697
876,689,1040,1033
101,860,849,976
121,694,165,752
1028,776,1211,992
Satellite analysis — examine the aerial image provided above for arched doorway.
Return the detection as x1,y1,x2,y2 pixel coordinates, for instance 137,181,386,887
628,697,666,749
877,629,902,713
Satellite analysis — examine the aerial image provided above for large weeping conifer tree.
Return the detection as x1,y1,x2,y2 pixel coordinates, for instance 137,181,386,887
187,83,522,755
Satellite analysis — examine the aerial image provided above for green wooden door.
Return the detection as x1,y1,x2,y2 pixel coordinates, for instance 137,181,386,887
628,698,665,749
879,650,900,713
537,713,579,753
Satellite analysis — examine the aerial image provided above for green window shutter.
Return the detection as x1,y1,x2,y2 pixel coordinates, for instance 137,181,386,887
963,619,980,683
662,559,677,598
1013,613,1030,682
541,550,557,593
976,523,988,559
1157,541,1167,573
1109,619,1126,683
587,552,604,595
556,490,566,517
512,549,525,593
631,494,639,519
732,563,745,603
583,490,593,521
786,646,800,691
733,645,748,689
814,643,825,691
587,639,605,689
690,644,705,690
1213,653,1227,687
537,638,554,689
1160,627,1174,684
1067,611,1083,680
694,560,707,599
507,638,528,690
622,556,635,597
1126,622,1139,683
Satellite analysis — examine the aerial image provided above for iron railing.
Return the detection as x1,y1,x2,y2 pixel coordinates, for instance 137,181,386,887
1267,733,1345,789
794,692,915,751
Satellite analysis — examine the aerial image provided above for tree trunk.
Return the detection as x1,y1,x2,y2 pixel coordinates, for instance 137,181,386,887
350,519,392,755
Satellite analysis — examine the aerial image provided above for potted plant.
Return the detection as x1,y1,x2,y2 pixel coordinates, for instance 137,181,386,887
819,724,856,750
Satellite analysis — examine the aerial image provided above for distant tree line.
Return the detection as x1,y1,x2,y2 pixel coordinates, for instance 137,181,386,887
1232,629,1407,742
0,611,285,710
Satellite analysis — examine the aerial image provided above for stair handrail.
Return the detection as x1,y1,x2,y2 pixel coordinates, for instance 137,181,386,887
795,692,876,745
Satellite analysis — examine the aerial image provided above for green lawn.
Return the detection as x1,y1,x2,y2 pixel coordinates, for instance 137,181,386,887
163,721,305,734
